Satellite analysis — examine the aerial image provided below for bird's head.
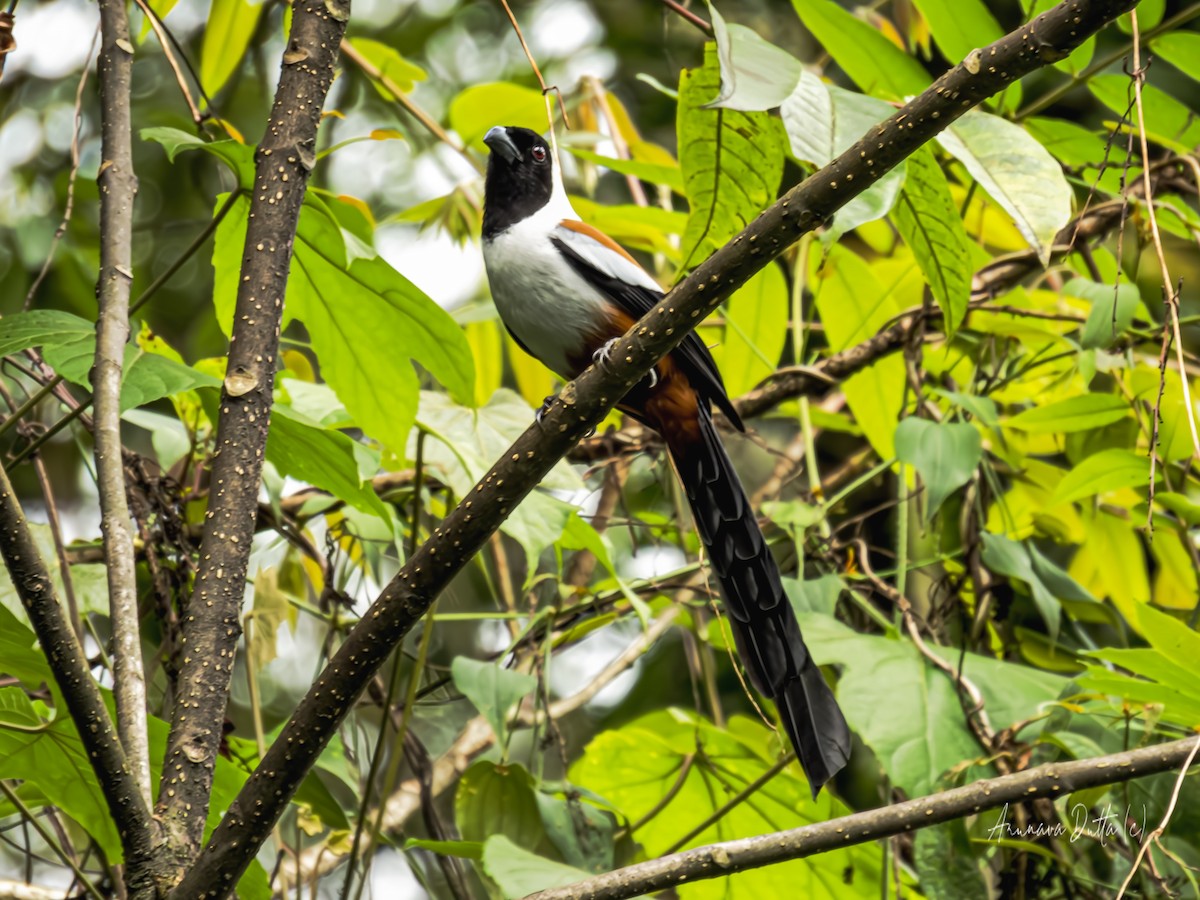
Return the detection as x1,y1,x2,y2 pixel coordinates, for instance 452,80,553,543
482,125,556,236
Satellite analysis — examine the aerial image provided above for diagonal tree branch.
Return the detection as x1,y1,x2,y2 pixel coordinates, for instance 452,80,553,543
153,0,352,876
528,735,1200,900
94,0,151,810
0,465,155,870
172,1,1140,894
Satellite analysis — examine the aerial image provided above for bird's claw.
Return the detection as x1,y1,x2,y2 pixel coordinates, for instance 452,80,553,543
593,338,660,390
535,395,555,425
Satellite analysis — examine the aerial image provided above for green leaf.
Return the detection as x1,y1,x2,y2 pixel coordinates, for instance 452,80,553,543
0,309,93,356
450,658,537,746
571,710,887,896
1151,32,1200,84
43,337,221,413
266,406,389,520
416,389,580,564
937,110,1072,265
345,37,425,97
913,822,989,900
910,0,1003,64
790,0,929,100
450,83,548,150
456,761,546,851
894,418,982,520
1069,278,1139,349
535,791,615,873
676,44,785,272
1089,74,1200,155
403,838,484,860
1007,393,1129,434
199,0,263,98
566,148,685,195
706,262,788,397
1134,604,1200,682
212,195,475,452
704,1,803,110
1024,117,1108,168
811,245,906,458
1154,492,1200,526
140,127,255,186
980,533,1097,639
785,574,844,616
892,147,972,334
481,835,589,899
781,73,905,237
1050,449,1152,506
803,613,1067,794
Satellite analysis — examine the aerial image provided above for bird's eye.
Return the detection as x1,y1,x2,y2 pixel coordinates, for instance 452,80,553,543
531,145,547,163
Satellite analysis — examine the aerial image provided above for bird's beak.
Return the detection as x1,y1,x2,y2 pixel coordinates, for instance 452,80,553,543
483,126,520,163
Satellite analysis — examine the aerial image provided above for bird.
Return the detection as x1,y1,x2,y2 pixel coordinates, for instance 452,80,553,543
480,124,851,795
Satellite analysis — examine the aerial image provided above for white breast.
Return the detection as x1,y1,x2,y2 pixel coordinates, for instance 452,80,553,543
482,202,611,379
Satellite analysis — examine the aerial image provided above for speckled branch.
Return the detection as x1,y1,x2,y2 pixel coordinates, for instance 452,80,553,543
153,0,351,876
172,1,1139,895
0,465,155,868
528,735,1200,900
94,0,151,810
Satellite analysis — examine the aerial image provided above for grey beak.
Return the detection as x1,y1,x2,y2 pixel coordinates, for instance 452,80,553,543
483,126,520,163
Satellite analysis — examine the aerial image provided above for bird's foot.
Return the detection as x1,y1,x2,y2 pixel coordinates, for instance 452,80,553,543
592,338,619,366
535,394,555,425
593,338,659,389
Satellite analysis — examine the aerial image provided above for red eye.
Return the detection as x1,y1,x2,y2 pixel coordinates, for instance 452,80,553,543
531,145,547,163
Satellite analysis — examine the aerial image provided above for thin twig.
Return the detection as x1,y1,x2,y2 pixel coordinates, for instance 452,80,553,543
658,0,713,34
23,26,98,310
1114,734,1200,899
131,0,202,124
499,0,570,128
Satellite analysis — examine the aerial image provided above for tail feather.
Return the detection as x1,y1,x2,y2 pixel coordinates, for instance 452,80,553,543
669,409,851,796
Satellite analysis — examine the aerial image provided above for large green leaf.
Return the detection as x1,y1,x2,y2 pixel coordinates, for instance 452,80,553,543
894,418,982,520
781,73,905,238
141,127,255,186
265,406,389,520
415,389,581,565
980,533,1094,639
790,0,929,100
481,836,590,899
456,761,546,850
802,613,1067,795
937,111,1072,265
199,0,263,98
1068,278,1140,350
1151,31,1200,84
1007,393,1129,434
1050,449,1152,507
571,710,886,898
676,44,785,272
705,262,788,397
0,309,93,356
1088,74,1200,155
704,1,803,111
213,194,475,453
345,37,426,98
450,657,537,746
911,0,1003,62
892,147,972,335
44,337,220,413
810,245,906,458
449,83,547,150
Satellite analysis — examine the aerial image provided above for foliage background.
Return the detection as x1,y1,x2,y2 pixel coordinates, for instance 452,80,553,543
1,0,1199,897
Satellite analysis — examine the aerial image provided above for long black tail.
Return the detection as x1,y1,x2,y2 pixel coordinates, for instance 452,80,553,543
668,408,851,795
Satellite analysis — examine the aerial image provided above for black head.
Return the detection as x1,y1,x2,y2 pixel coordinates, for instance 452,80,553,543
481,126,555,239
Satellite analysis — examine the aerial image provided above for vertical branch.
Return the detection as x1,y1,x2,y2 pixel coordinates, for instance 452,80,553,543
94,0,150,807
153,0,352,872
